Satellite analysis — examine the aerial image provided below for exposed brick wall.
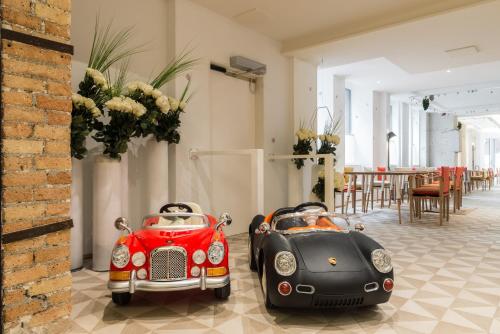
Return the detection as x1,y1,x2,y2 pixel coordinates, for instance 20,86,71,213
1,0,72,332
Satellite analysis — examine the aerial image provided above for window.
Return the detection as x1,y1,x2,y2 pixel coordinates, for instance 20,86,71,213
345,88,352,135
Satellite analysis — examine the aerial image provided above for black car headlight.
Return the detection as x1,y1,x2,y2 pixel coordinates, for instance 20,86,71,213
112,244,130,268
274,251,296,276
208,242,224,265
371,249,392,273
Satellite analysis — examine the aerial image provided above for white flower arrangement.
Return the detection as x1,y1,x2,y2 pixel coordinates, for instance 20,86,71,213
85,68,109,90
319,134,340,145
296,128,316,141
72,93,102,118
105,96,146,117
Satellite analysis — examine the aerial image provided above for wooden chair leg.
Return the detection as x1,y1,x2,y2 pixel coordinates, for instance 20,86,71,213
439,197,443,226
409,195,414,224
446,196,450,221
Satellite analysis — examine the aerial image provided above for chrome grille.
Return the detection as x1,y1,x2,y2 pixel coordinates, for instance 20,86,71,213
150,247,187,281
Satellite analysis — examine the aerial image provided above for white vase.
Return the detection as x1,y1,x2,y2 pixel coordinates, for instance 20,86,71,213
92,156,122,271
145,138,169,213
70,158,84,270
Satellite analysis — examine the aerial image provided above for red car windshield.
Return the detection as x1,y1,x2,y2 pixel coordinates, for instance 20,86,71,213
143,214,209,229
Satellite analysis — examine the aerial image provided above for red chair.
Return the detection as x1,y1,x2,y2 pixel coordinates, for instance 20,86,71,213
452,167,464,212
409,166,450,226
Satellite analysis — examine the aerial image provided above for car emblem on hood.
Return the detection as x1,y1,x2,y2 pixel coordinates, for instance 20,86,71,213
166,240,173,244
328,257,337,265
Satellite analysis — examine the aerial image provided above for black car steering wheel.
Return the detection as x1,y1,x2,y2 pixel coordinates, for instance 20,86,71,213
159,203,193,214
294,202,328,212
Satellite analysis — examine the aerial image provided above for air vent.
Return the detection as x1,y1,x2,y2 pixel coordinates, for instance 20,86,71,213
445,45,479,57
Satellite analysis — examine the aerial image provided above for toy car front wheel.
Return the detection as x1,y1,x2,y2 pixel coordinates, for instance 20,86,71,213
214,282,231,299
112,292,131,305
248,237,257,271
260,262,274,309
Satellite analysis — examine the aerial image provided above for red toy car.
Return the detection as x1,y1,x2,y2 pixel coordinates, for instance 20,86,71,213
107,202,232,305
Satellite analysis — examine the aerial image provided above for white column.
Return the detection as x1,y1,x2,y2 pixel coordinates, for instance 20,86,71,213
401,103,410,167
333,76,346,171
372,91,390,169
292,57,317,132
289,57,318,204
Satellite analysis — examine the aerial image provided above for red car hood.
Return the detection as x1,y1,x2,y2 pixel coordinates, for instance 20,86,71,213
132,227,215,252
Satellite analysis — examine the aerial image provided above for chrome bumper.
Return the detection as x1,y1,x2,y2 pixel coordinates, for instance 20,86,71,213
108,269,230,294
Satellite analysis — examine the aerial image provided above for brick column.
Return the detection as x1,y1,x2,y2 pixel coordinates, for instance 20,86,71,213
1,0,73,332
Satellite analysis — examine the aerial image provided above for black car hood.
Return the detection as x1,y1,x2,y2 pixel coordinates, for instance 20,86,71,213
288,232,365,273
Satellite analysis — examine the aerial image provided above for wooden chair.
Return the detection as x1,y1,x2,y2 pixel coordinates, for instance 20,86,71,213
409,166,450,226
451,167,464,212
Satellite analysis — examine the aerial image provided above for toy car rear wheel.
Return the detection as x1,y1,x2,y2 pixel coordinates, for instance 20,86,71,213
260,262,274,309
112,292,131,306
214,282,231,299
248,237,257,271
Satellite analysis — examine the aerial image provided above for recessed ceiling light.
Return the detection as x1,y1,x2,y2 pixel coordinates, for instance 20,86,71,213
376,80,381,84
446,69,451,73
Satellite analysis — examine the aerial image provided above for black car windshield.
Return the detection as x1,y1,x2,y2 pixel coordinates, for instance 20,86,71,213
273,212,348,233
143,213,209,229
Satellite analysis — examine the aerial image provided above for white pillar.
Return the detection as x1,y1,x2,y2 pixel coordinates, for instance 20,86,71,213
292,58,317,132
372,91,390,169
333,76,346,171
401,103,410,167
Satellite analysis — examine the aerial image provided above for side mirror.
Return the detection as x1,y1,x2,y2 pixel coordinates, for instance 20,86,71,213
115,217,132,234
354,223,365,232
215,212,232,230
257,222,270,234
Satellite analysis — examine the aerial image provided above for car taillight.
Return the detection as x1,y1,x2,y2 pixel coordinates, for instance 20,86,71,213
383,278,394,292
278,281,292,296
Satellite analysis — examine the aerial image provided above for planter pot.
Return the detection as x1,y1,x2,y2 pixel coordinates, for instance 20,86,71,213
70,158,84,270
92,156,122,271
144,138,169,213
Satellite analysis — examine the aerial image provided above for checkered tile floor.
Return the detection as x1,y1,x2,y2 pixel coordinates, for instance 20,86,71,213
70,186,500,333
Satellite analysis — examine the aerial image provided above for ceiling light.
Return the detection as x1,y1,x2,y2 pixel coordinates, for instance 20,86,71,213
446,69,451,73
376,80,381,84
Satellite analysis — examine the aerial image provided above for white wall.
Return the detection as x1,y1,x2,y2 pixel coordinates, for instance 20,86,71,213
71,0,292,248
428,113,458,167
172,0,291,223
346,82,373,168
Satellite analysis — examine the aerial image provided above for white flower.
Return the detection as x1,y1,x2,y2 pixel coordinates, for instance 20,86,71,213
155,95,170,114
179,100,187,111
90,107,102,118
83,98,95,109
152,89,163,99
72,93,101,118
318,170,325,178
71,93,84,106
332,135,340,145
126,81,154,96
168,97,180,111
105,96,146,117
319,134,326,141
86,68,108,90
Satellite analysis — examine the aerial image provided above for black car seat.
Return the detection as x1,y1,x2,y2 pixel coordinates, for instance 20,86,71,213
275,217,308,231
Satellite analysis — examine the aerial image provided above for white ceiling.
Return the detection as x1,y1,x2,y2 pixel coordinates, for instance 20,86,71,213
191,0,487,51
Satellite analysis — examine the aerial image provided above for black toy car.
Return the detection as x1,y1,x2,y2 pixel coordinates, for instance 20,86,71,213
248,202,394,309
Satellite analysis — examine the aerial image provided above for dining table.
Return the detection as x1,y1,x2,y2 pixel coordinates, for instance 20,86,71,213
343,170,436,223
